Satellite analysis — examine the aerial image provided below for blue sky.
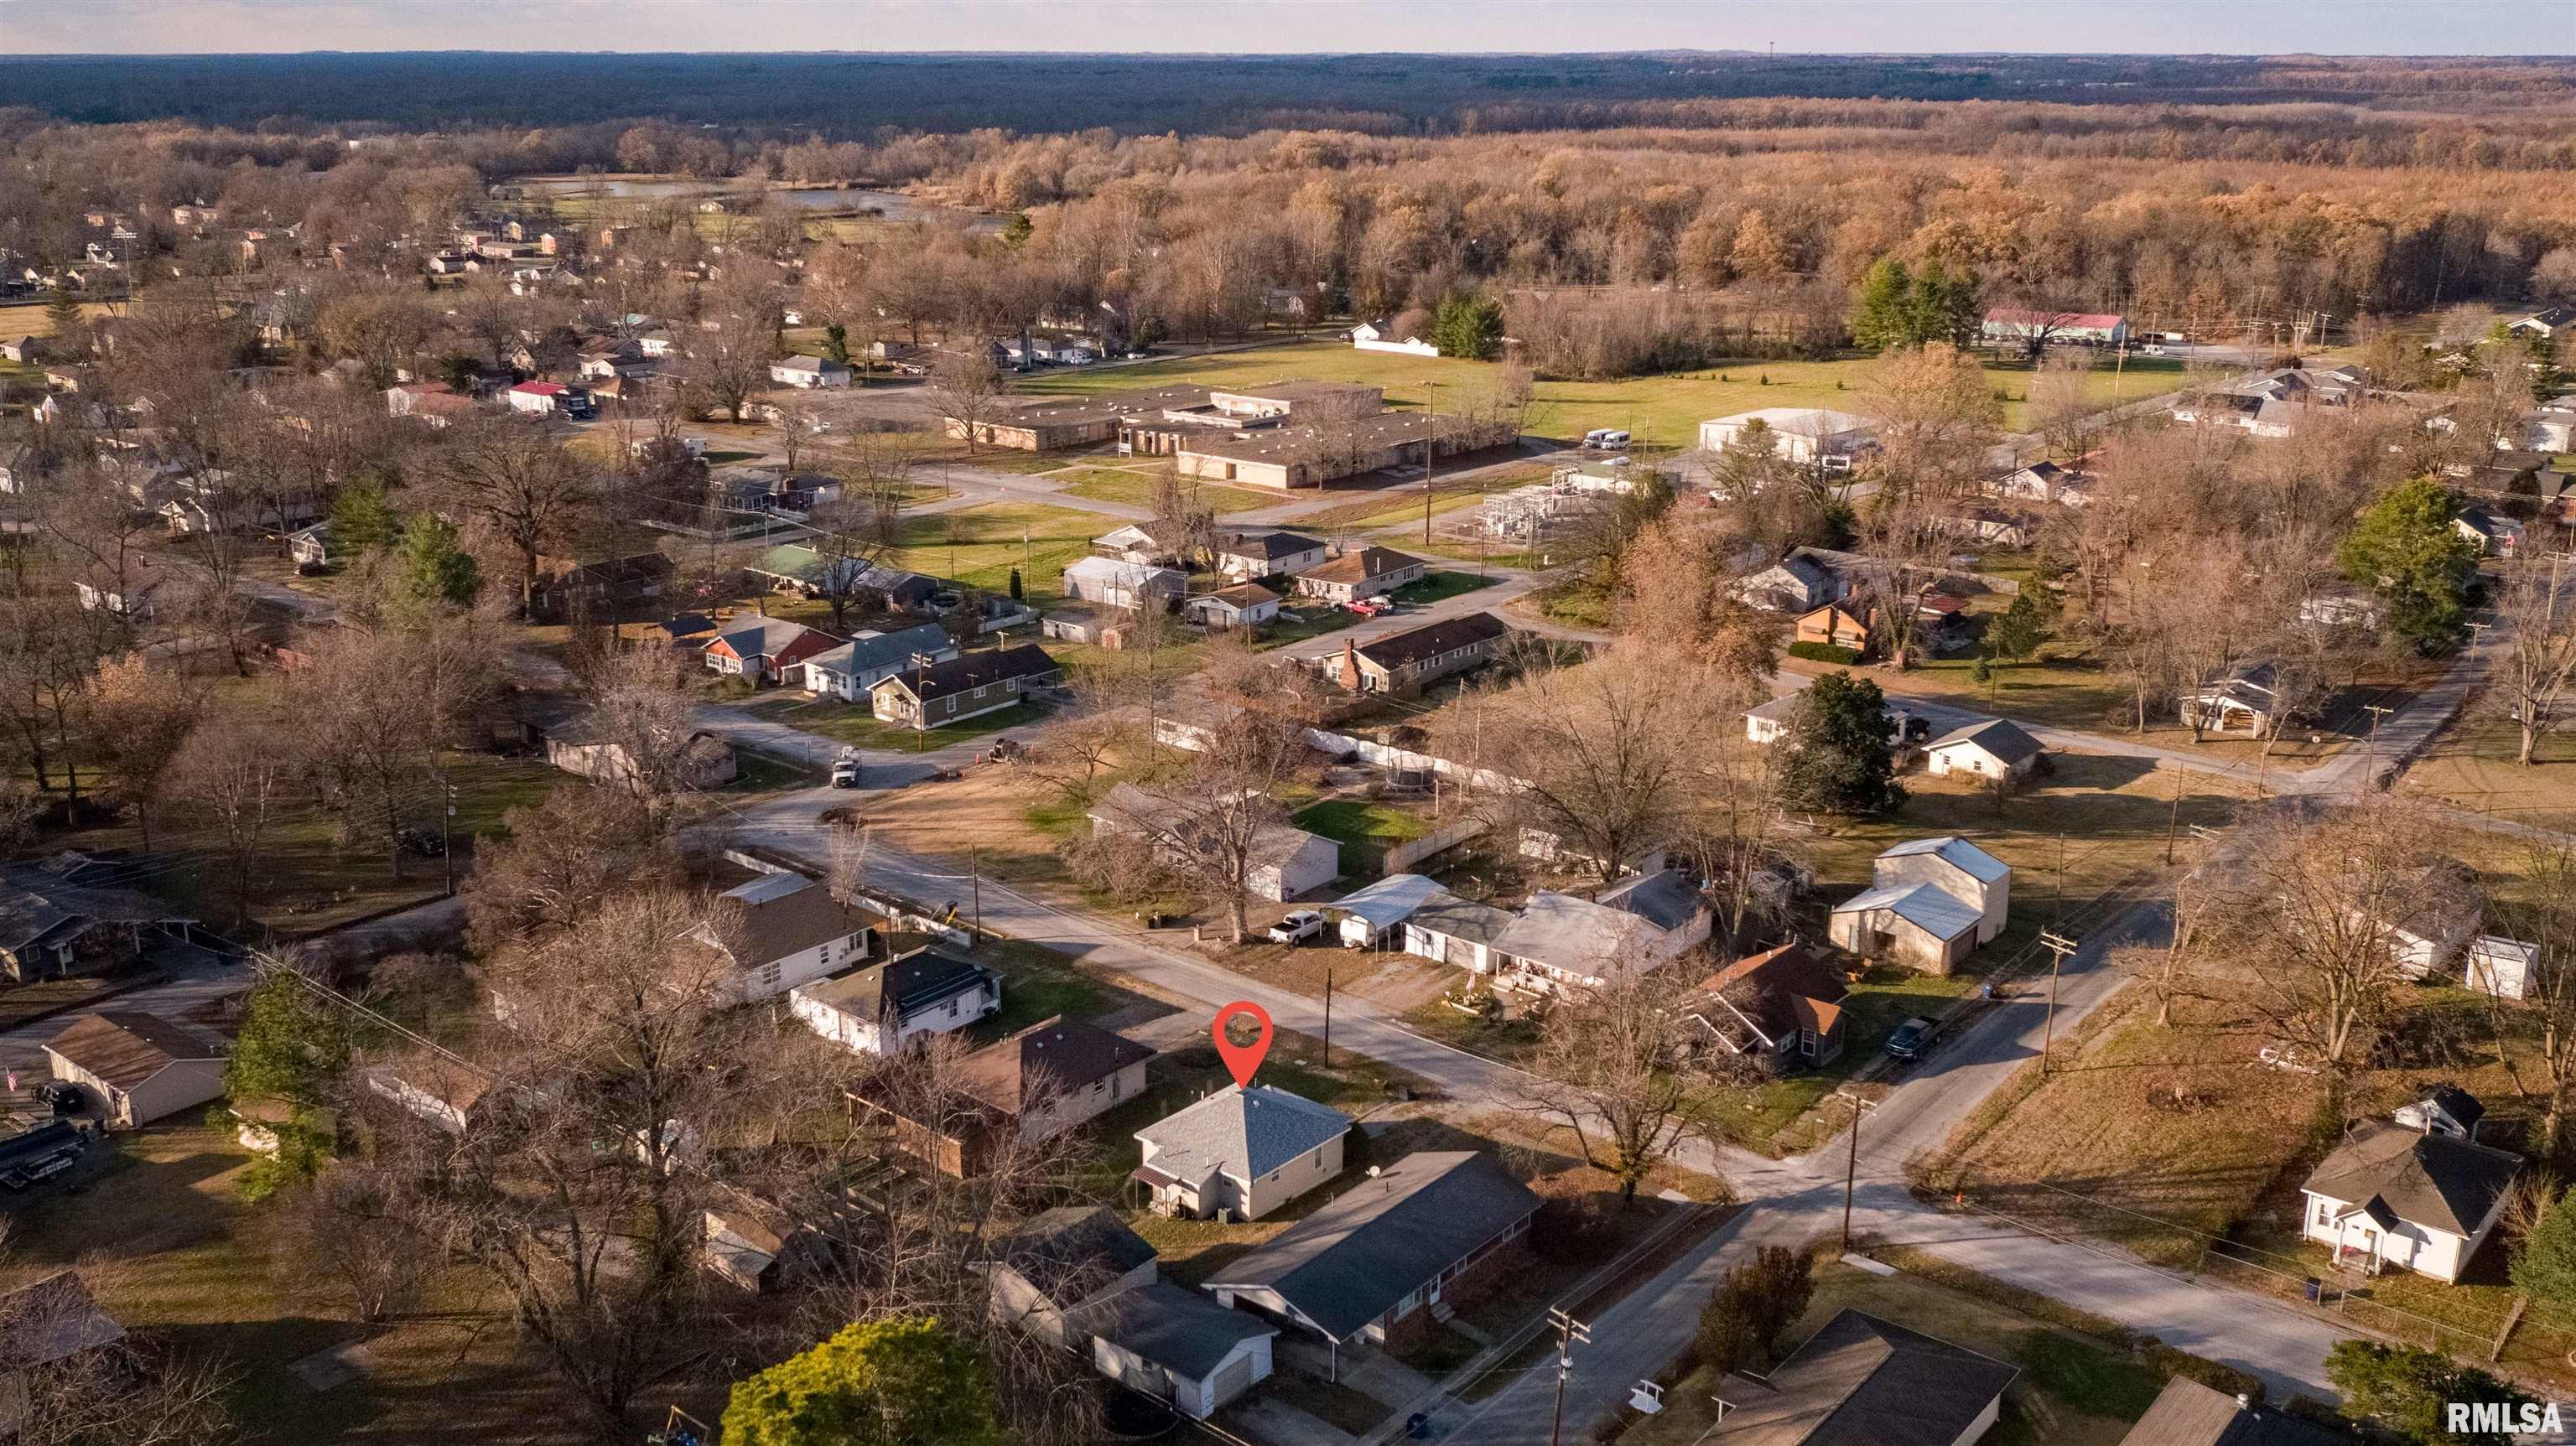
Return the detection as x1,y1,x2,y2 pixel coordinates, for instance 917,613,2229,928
1,2,2568,57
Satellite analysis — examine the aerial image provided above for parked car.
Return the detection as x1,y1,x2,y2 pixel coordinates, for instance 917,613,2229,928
396,827,445,858
830,748,863,789
1266,910,1327,946
1346,599,1390,617
1884,1016,1943,1062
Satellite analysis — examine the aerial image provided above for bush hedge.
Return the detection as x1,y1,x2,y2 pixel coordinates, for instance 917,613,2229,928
1788,640,1862,666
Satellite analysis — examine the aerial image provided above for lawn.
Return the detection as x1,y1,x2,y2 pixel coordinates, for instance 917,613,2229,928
1391,570,1496,607
884,500,1107,593
1055,466,1279,516
1620,1259,2163,1446
2399,713,2576,832
1292,797,1432,873
1017,339,2189,450
1716,965,1983,1153
0,298,119,339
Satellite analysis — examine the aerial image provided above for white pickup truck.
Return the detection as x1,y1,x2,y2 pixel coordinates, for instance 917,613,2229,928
830,748,863,789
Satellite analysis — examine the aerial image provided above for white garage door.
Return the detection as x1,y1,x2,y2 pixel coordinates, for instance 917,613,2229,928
1207,1349,1256,1412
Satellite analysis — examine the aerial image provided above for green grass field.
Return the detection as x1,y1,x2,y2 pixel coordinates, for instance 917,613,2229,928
1056,467,1280,516
886,500,1108,593
1017,339,2188,450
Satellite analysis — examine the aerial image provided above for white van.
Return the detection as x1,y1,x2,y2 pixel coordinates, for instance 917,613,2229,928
1581,428,1631,451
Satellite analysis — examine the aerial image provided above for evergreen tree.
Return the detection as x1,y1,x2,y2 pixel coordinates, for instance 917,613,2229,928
42,288,84,352
1910,261,1981,349
222,973,357,1199
396,516,481,610
2513,1185,2576,1314
328,477,401,557
2338,475,2480,652
1987,589,2049,664
1850,257,1914,352
1696,1247,1815,1376
1000,212,1034,249
822,323,851,366
1431,291,1506,361
1777,671,1905,815
724,1317,1001,1446
1007,566,1023,602
2326,1340,2531,1445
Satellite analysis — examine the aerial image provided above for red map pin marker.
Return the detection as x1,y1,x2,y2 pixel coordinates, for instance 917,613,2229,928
1212,1001,1274,1087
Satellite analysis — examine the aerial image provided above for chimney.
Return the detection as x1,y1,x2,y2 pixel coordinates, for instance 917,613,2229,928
1339,639,1360,692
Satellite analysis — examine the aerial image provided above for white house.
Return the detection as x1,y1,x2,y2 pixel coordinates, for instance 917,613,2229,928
506,381,571,415
1061,556,1187,610
1325,872,1449,948
2298,1121,2521,1283
1924,719,2044,782
2507,305,2575,339
690,870,884,1003
769,355,852,389
1088,784,1340,902
1697,408,1877,471
1212,530,1331,581
1484,870,1711,995
1829,836,2010,975
1132,1084,1352,1221
1351,320,1439,358
2453,504,2525,558
797,624,959,702
789,947,1000,1056
2464,935,2536,1001
42,1012,226,1128
1183,583,1281,630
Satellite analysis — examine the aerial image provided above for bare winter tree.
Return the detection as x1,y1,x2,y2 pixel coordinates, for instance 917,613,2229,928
160,715,289,927
2489,839,2576,1154
1510,963,1752,1204
926,345,1005,455
2486,563,2576,767
278,1162,441,1324
1088,704,1312,941
430,415,602,614
0,1252,239,1446
464,785,684,953
574,646,709,811
2195,798,2478,1070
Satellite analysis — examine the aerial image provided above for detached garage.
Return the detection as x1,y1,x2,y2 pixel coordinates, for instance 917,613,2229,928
44,1011,226,1128
1091,1282,1276,1419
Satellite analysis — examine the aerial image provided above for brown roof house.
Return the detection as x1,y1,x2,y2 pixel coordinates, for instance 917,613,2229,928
1293,547,1426,604
0,1271,128,1434
42,1011,226,1128
867,1016,1154,1177
1691,942,1852,1067
691,868,886,1004
701,1187,838,1293
1335,611,1508,695
2116,1376,2348,1446
1711,1308,2019,1446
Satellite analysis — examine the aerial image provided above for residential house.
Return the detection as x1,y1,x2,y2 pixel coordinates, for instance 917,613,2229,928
2298,1120,2522,1283
1924,719,2044,782
1293,547,1426,604
1132,1085,1352,1221
2179,661,2287,735
690,869,886,1003
1981,307,2128,347
507,380,592,417
2116,1376,2349,1446
1,335,48,364
2171,365,2368,438
1734,546,1875,614
1061,556,1187,610
1324,873,1449,948
986,1205,1161,1350
1350,319,1440,357
43,1011,227,1127
386,381,474,426
1332,612,1509,695
1690,942,1852,1067
0,856,198,982
527,552,673,622
789,946,1001,1056
769,355,852,389
1828,836,2011,974
798,624,961,701
1092,1283,1279,1420
1088,783,1341,902
287,522,334,567
0,1272,127,1417
1945,505,2039,549
1213,530,1331,581
870,644,1062,728
865,1015,1154,1176
1092,518,1198,568
2453,503,2525,558
1696,408,1877,471
1184,583,1282,631
366,1055,513,1136
1711,1309,2019,1446
1401,891,1520,975
1987,459,2085,507
2507,304,2576,339
1794,603,1872,654
1204,1150,1542,1357
1485,869,1712,994
701,1188,834,1293
704,615,844,685
543,716,739,791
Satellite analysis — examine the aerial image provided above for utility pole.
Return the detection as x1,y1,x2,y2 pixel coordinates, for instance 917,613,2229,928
1421,380,1441,546
2163,766,2183,865
969,847,981,943
2466,620,2489,659
1322,965,1333,1067
440,781,459,898
2362,702,2396,778
1545,1307,1592,1446
2038,930,2080,1077
1836,1089,1877,1250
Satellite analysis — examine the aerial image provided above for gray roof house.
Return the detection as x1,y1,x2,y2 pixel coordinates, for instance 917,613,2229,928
1090,783,1341,903
1205,1151,1542,1356
1133,1084,1353,1221
1924,719,2044,781
1712,1308,2019,1446
988,1205,1161,1352
2117,1376,2348,1446
1091,1282,1279,1420
1486,868,1712,993
797,622,961,701
2298,1121,2523,1283
0,856,198,983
